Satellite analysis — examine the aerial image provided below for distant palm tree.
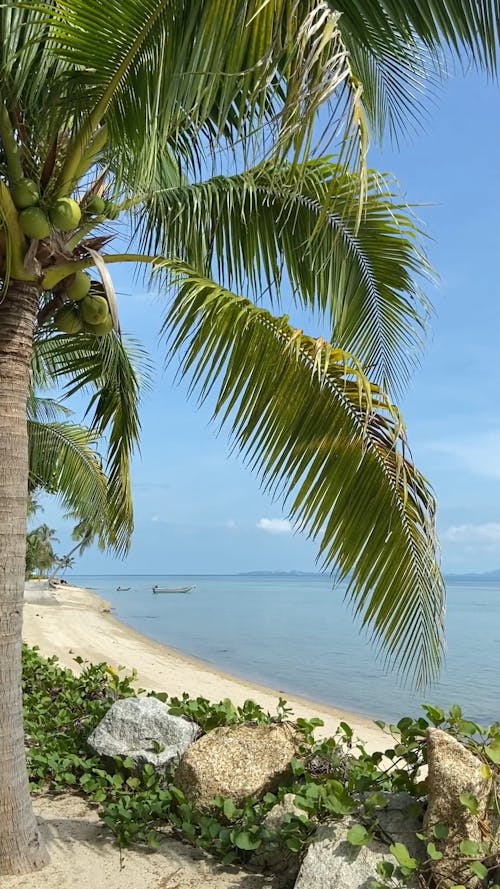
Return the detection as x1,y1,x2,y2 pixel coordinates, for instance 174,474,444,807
55,518,99,573
0,0,498,875
25,523,58,577
52,554,75,577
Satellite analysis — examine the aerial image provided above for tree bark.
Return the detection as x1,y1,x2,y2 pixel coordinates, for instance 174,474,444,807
0,281,49,873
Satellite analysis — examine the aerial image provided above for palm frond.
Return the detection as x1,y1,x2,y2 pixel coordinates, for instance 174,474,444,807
28,419,111,545
331,0,500,140
29,0,368,192
333,0,500,72
158,258,444,687
139,159,431,394
0,6,72,169
27,392,72,422
32,331,153,554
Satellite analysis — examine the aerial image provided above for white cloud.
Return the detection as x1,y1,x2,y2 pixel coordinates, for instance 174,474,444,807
257,518,292,535
443,522,500,543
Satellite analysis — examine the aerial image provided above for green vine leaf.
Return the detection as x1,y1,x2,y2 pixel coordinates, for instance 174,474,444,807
459,839,481,857
486,739,500,765
389,842,418,870
232,830,261,851
458,793,479,815
347,824,371,846
470,861,488,880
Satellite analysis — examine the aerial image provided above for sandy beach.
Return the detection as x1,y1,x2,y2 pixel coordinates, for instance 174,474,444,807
5,582,389,889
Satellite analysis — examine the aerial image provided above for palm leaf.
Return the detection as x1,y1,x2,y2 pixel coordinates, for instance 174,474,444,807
138,159,431,395
27,419,112,546
0,5,72,170
32,331,152,554
27,393,72,422
158,258,444,687
332,0,500,71
27,0,367,193
330,0,500,140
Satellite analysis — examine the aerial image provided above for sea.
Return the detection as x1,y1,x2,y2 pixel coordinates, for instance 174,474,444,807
69,574,500,726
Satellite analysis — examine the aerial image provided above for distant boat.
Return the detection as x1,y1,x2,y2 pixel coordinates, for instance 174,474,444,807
116,586,131,591
152,585,194,594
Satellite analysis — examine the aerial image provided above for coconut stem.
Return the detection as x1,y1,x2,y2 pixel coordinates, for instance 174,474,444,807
41,253,156,290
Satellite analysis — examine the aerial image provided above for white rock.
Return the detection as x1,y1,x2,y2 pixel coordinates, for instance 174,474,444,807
88,697,199,771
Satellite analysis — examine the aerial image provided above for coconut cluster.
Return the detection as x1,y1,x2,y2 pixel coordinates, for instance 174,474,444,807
53,272,114,337
11,177,119,238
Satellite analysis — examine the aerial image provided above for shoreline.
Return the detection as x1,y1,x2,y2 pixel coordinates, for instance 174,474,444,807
23,582,388,751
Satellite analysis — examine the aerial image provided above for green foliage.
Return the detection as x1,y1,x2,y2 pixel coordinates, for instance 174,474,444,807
30,333,152,555
25,524,59,578
347,823,371,846
23,645,137,794
163,692,294,731
21,645,500,885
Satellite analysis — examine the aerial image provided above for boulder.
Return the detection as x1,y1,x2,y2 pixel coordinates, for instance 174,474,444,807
294,805,422,889
88,697,200,771
424,728,492,888
174,723,300,809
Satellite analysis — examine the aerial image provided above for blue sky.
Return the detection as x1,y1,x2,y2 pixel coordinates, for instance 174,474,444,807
40,68,500,576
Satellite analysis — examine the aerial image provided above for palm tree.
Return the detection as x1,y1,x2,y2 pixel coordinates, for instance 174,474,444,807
52,553,75,577
52,518,103,575
0,0,498,875
25,523,58,578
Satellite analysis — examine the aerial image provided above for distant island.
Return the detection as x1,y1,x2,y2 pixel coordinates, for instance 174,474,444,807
238,570,320,577
242,568,500,580
445,568,500,580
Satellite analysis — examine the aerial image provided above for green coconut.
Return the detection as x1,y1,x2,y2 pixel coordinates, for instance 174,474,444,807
86,195,106,215
18,207,50,239
66,271,91,301
80,294,109,325
11,178,40,210
85,313,114,336
49,197,82,232
54,307,83,334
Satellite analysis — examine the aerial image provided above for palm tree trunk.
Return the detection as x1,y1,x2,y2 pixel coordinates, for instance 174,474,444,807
0,281,49,873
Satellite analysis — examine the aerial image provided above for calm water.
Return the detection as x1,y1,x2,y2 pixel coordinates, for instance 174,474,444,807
69,574,500,725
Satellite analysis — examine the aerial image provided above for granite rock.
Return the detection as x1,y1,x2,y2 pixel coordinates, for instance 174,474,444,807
88,697,200,771
423,728,492,888
174,723,300,810
294,809,422,889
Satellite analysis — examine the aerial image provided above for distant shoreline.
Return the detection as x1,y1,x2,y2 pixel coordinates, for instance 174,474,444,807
67,570,500,581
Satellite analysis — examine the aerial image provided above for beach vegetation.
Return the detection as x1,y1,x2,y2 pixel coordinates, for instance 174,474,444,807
1,0,499,874
22,646,500,887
